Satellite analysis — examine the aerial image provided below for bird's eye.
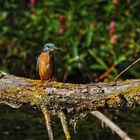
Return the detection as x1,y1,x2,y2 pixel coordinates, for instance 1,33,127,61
48,46,50,48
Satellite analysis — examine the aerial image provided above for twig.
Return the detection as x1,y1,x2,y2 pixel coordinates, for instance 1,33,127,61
114,58,140,81
42,108,54,140
63,70,69,82
58,111,71,140
90,111,132,140
95,63,116,82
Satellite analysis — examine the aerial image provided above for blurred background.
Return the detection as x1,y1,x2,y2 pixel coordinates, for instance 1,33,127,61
0,0,139,82
0,0,140,140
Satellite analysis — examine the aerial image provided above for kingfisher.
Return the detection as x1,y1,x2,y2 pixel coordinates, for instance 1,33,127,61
36,43,60,82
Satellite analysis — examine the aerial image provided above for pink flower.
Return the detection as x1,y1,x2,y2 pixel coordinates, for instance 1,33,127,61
109,28,115,37
111,35,117,45
109,21,116,37
109,21,116,30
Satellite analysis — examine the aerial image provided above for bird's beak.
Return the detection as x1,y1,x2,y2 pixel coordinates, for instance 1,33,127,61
53,46,62,51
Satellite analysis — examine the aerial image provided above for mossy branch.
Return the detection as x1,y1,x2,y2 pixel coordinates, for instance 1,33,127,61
0,72,140,113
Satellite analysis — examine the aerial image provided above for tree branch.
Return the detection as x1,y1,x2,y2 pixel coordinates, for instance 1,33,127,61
0,71,140,113
90,111,132,140
58,111,71,140
42,107,54,140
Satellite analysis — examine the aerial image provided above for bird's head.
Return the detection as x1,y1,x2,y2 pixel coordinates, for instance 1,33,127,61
41,43,61,52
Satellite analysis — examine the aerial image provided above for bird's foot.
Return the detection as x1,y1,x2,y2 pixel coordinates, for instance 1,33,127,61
48,79,51,82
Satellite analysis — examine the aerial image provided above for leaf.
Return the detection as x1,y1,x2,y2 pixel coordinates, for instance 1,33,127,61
90,64,106,70
88,49,108,70
115,53,129,65
0,12,8,21
86,23,94,46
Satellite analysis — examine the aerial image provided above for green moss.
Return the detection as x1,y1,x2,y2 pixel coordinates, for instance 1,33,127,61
106,91,123,107
34,87,44,94
26,78,41,86
98,100,105,107
124,79,137,84
106,83,140,108
68,83,83,89
8,87,18,95
26,94,41,105
50,81,63,88
124,84,140,99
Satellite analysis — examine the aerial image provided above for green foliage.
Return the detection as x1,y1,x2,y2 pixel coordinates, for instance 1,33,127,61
0,0,139,82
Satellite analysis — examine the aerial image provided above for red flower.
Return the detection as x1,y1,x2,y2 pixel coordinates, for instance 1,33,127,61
59,15,65,25
59,28,65,34
30,0,36,4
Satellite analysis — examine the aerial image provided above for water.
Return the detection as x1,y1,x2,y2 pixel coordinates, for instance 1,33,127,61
0,104,140,140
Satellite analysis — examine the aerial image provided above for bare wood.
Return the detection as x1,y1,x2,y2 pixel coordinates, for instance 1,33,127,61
90,111,132,140
58,112,71,140
42,108,54,140
0,72,140,113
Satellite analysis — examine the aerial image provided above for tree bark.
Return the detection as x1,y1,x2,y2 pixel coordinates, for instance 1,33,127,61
0,71,140,113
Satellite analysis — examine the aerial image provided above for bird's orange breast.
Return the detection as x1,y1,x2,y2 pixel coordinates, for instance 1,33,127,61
38,52,53,81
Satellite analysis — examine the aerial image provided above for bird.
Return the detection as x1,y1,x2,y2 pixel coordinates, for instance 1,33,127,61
36,43,60,82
